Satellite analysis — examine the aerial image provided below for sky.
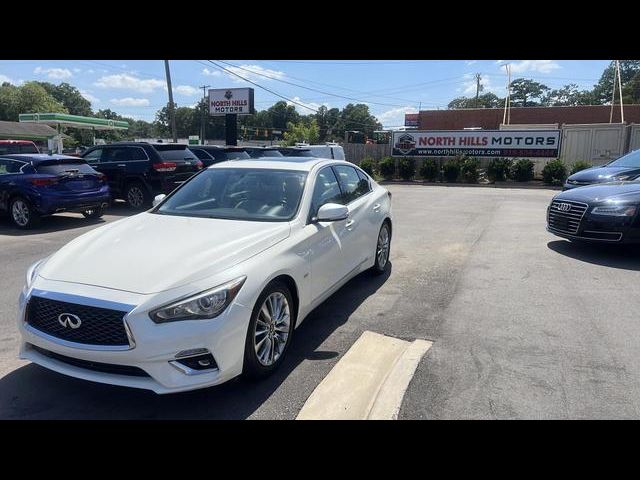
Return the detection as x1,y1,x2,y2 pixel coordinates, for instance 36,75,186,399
0,60,612,128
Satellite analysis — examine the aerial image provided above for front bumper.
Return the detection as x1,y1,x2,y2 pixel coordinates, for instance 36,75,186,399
17,281,252,394
547,212,640,244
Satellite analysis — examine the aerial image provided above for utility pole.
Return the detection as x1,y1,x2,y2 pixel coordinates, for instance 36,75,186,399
474,73,482,108
502,64,511,125
617,60,625,124
163,60,177,143
200,84,210,145
610,60,618,123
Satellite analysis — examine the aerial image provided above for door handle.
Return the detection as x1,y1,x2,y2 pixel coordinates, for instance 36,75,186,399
373,203,381,212
117,164,126,167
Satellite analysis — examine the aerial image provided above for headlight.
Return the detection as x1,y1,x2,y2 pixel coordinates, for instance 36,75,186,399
149,276,246,323
25,257,48,288
591,205,638,217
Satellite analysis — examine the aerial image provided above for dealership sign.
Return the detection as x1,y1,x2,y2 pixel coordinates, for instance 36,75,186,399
404,113,419,127
209,88,255,116
392,130,561,158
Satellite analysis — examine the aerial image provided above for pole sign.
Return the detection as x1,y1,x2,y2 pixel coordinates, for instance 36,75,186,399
392,129,561,158
209,88,255,116
404,113,419,127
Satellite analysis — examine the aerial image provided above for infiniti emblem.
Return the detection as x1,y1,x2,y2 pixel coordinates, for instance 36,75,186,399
58,313,82,329
557,203,572,212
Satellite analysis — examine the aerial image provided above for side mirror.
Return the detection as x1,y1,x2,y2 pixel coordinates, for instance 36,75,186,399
152,194,166,207
316,203,349,222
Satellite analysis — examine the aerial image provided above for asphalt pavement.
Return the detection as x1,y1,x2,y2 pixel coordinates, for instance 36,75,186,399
1,187,639,419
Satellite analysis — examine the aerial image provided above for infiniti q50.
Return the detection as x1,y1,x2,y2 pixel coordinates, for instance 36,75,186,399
17,157,392,393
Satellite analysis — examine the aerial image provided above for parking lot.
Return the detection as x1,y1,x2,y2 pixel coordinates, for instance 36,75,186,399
1,184,640,419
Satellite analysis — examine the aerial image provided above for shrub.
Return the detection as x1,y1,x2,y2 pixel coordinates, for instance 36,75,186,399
419,158,439,181
398,157,416,181
570,160,593,175
460,157,480,183
542,159,568,186
443,158,461,182
359,157,376,177
486,158,512,182
509,158,535,182
378,157,396,180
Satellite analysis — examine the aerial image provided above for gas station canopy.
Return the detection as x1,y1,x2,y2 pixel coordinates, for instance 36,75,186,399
19,113,129,131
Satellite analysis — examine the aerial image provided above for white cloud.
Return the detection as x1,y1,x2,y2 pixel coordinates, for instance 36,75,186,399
73,68,82,73
460,73,502,96
174,85,199,96
86,69,95,74
109,97,150,107
286,96,327,114
465,60,478,66
502,60,561,74
202,68,221,77
375,106,417,128
80,90,100,104
34,67,73,80
94,74,164,93
121,113,142,120
0,74,15,84
224,64,285,83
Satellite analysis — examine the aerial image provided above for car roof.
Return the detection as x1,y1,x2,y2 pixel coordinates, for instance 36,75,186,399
0,140,36,145
195,145,246,150
208,157,353,172
0,154,85,164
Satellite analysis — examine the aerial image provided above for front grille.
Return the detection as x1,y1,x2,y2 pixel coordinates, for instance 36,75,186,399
26,296,130,347
548,200,589,234
30,344,149,377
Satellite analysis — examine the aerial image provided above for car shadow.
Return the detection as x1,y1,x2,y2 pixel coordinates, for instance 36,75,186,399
0,264,392,420
547,240,640,271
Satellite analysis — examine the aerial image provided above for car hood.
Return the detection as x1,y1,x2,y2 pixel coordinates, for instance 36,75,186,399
568,166,640,183
554,181,640,203
38,213,290,294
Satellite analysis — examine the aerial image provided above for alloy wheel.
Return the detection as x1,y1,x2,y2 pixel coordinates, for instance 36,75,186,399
254,292,291,366
12,200,30,227
127,186,144,208
377,224,390,269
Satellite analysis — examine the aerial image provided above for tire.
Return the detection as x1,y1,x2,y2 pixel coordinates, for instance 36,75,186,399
10,197,40,229
243,280,295,379
82,206,105,219
371,221,391,275
124,182,150,210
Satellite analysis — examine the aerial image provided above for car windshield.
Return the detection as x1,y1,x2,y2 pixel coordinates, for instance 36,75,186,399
155,168,307,221
225,150,250,160
35,161,97,175
608,149,640,168
248,149,283,158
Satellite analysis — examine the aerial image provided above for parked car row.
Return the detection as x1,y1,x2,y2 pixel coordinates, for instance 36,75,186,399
547,149,640,244
0,142,347,229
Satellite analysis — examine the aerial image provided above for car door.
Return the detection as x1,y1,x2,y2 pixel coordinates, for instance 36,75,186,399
0,159,23,213
332,164,373,272
99,146,130,195
306,166,351,301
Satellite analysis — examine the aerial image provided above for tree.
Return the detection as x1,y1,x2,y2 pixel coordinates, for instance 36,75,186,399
282,119,319,145
592,60,640,105
509,78,549,107
267,101,300,129
36,82,92,116
542,83,595,106
448,93,504,109
339,103,381,139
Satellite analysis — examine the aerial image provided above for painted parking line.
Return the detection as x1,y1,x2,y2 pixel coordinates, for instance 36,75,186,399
296,331,432,420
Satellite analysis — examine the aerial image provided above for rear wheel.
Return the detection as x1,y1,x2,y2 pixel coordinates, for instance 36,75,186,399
124,182,149,210
371,221,391,275
10,197,40,229
82,206,105,219
243,281,295,379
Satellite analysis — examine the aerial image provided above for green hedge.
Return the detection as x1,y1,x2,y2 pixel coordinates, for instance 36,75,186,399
542,159,567,186
461,157,480,183
487,158,512,182
443,158,461,182
359,157,376,177
509,158,534,182
398,157,416,180
378,157,396,180
419,158,439,181
570,160,593,175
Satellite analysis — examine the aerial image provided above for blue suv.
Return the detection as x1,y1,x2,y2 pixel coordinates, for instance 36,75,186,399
0,154,110,229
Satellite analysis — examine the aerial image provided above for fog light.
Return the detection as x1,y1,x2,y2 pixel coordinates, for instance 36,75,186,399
170,352,218,375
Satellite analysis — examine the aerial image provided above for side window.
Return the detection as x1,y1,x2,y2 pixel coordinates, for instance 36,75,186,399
333,165,364,204
0,159,21,175
102,148,130,163
129,147,149,161
355,168,372,195
191,148,212,161
310,167,343,219
83,148,103,164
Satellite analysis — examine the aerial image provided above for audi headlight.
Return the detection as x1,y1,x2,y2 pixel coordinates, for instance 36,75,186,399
25,257,48,289
591,205,638,217
149,276,246,323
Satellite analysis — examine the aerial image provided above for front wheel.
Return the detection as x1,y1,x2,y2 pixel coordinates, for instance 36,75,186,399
371,222,391,275
10,197,40,229
243,281,295,379
124,183,150,210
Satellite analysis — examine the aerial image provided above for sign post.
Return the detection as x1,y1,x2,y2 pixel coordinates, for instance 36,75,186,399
209,88,255,146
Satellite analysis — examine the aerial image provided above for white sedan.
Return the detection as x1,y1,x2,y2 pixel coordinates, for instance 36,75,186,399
17,157,392,393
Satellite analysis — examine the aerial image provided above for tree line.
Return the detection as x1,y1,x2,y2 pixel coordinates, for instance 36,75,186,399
448,60,640,109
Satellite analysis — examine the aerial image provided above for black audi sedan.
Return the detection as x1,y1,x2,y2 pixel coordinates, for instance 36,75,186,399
547,181,640,243
564,149,640,190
